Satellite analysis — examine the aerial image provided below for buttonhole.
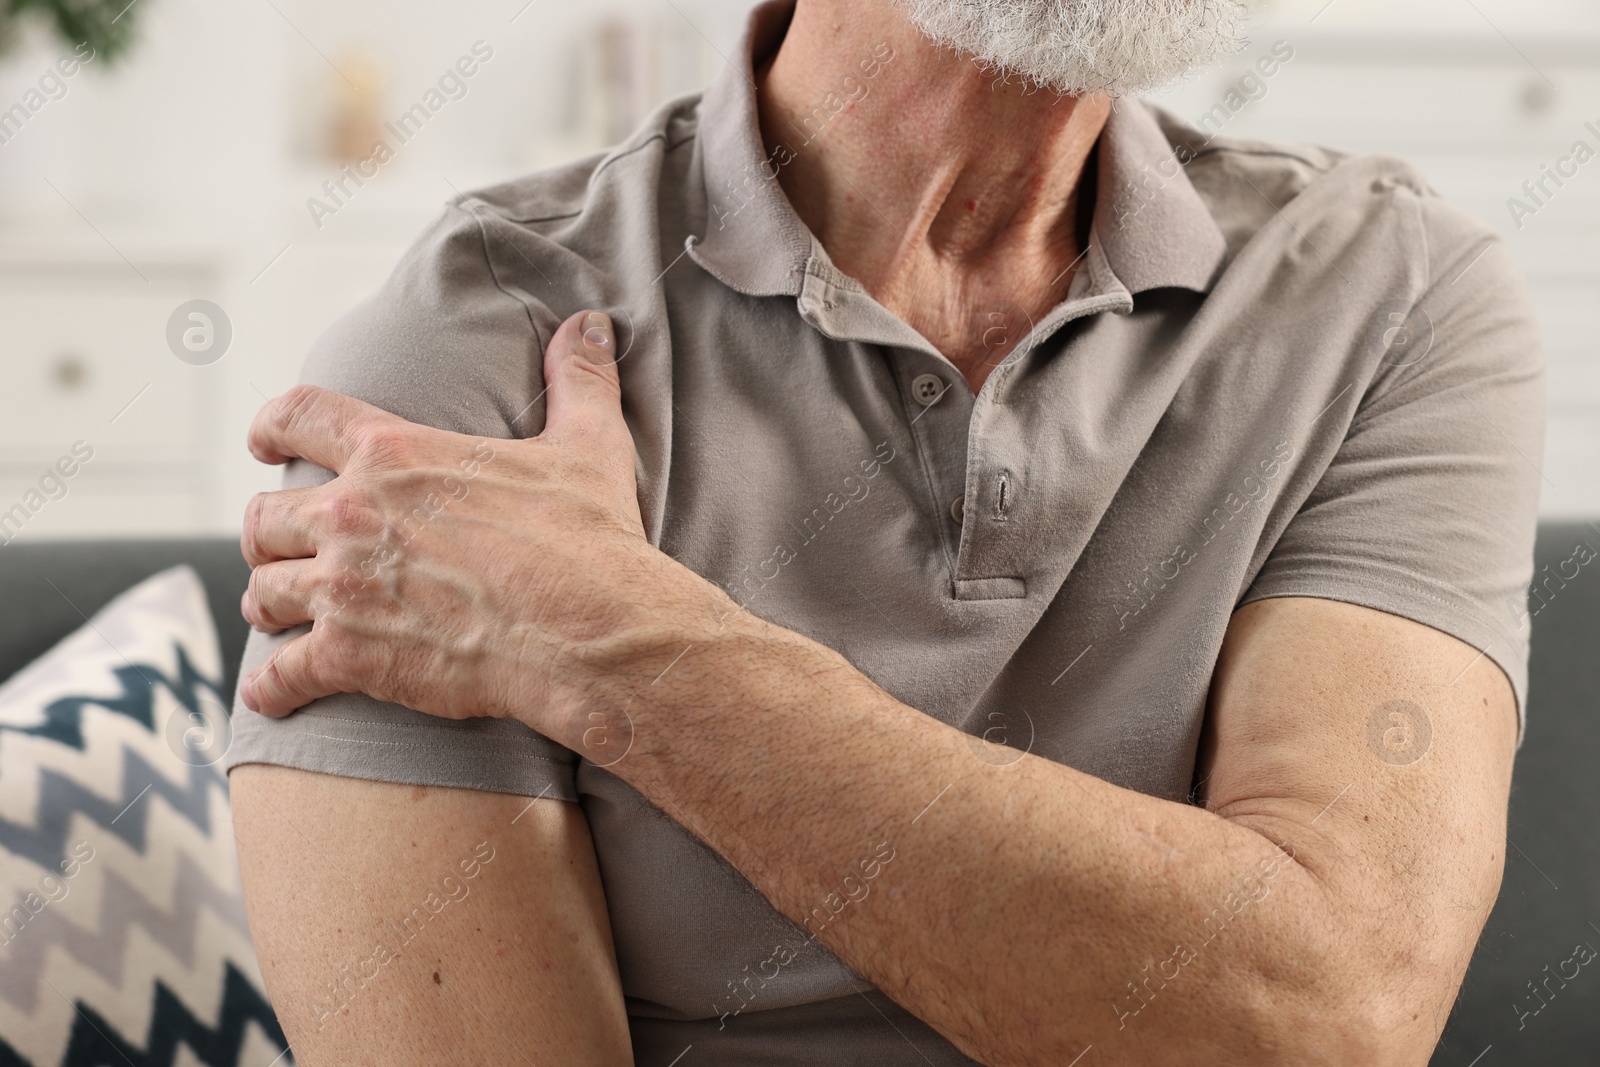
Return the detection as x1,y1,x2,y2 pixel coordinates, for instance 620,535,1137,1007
994,473,1010,521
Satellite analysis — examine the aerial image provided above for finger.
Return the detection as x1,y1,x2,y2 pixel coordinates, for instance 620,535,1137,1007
248,384,400,473
242,558,320,634
540,310,631,451
241,486,322,566
239,632,338,717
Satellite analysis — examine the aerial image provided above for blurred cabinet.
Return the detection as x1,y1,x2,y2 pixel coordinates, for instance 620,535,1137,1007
0,250,225,538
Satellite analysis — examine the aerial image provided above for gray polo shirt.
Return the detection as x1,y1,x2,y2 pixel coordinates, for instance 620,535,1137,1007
225,1,1544,1061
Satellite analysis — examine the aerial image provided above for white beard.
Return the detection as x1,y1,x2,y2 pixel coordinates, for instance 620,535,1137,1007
893,0,1248,96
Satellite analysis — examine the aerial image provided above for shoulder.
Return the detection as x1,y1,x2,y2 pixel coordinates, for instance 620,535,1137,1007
300,93,705,438
1149,103,1504,291
1138,104,1539,451
462,91,703,226
1150,103,1537,388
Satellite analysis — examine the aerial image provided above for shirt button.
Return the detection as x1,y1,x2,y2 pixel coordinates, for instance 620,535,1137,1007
911,373,946,406
950,494,965,524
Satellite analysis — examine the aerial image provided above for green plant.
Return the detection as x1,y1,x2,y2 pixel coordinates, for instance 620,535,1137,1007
0,0,143,65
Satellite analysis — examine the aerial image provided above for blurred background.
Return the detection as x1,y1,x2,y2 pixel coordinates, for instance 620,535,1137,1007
0,0,1594,539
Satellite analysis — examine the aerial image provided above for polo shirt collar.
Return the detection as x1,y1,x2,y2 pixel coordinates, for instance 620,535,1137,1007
687,0,1227,303
1094,99,1228,295
688,0,812,298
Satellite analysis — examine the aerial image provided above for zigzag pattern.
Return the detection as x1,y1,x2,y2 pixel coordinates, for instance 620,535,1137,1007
0,568,293,1067
0,849,252,1016
0,645,221,749
0,721,227,875
0,964,287,1067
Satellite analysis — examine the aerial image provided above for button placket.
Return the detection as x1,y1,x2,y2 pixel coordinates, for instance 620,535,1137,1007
951,466,1029,599
945,371,1033,600
896,361,972,572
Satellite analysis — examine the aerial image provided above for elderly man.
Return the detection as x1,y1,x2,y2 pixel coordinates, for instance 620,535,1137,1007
224,0,1543,1063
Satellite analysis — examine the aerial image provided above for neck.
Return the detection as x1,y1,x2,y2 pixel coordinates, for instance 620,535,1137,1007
757,0,1111,392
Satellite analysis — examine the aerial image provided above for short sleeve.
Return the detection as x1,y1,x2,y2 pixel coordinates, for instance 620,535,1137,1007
223,200,581,800
1243,198,1545,743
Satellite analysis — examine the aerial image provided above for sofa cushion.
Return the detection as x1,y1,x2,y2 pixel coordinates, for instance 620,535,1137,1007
0,566,290,1067
0,540,251,708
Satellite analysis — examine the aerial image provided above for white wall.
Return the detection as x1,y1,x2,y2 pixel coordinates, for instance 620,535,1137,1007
0,0,1593,543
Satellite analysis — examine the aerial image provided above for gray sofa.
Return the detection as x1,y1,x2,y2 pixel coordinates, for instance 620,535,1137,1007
1,526,1595,1063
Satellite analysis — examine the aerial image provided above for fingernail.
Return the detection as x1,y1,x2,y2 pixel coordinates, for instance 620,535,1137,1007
578,311,614,364
239,674,259,712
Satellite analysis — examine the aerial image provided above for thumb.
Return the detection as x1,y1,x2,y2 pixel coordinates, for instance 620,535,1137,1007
541,309,627,444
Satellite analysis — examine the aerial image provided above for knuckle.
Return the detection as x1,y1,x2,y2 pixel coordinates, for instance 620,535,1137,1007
355,425,413,469
290,636,319,689
277,640,316,695
273,384,324,439
568,353,622,390
258,649,289,702
313,627,359,692
278,383,323,422
245,566,280,629
319,491,377,538
240,493,268,564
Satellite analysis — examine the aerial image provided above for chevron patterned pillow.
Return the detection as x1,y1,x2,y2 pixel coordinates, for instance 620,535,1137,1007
0,566,293,1067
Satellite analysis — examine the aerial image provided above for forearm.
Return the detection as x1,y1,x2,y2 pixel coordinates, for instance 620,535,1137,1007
582,612,1366,1067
